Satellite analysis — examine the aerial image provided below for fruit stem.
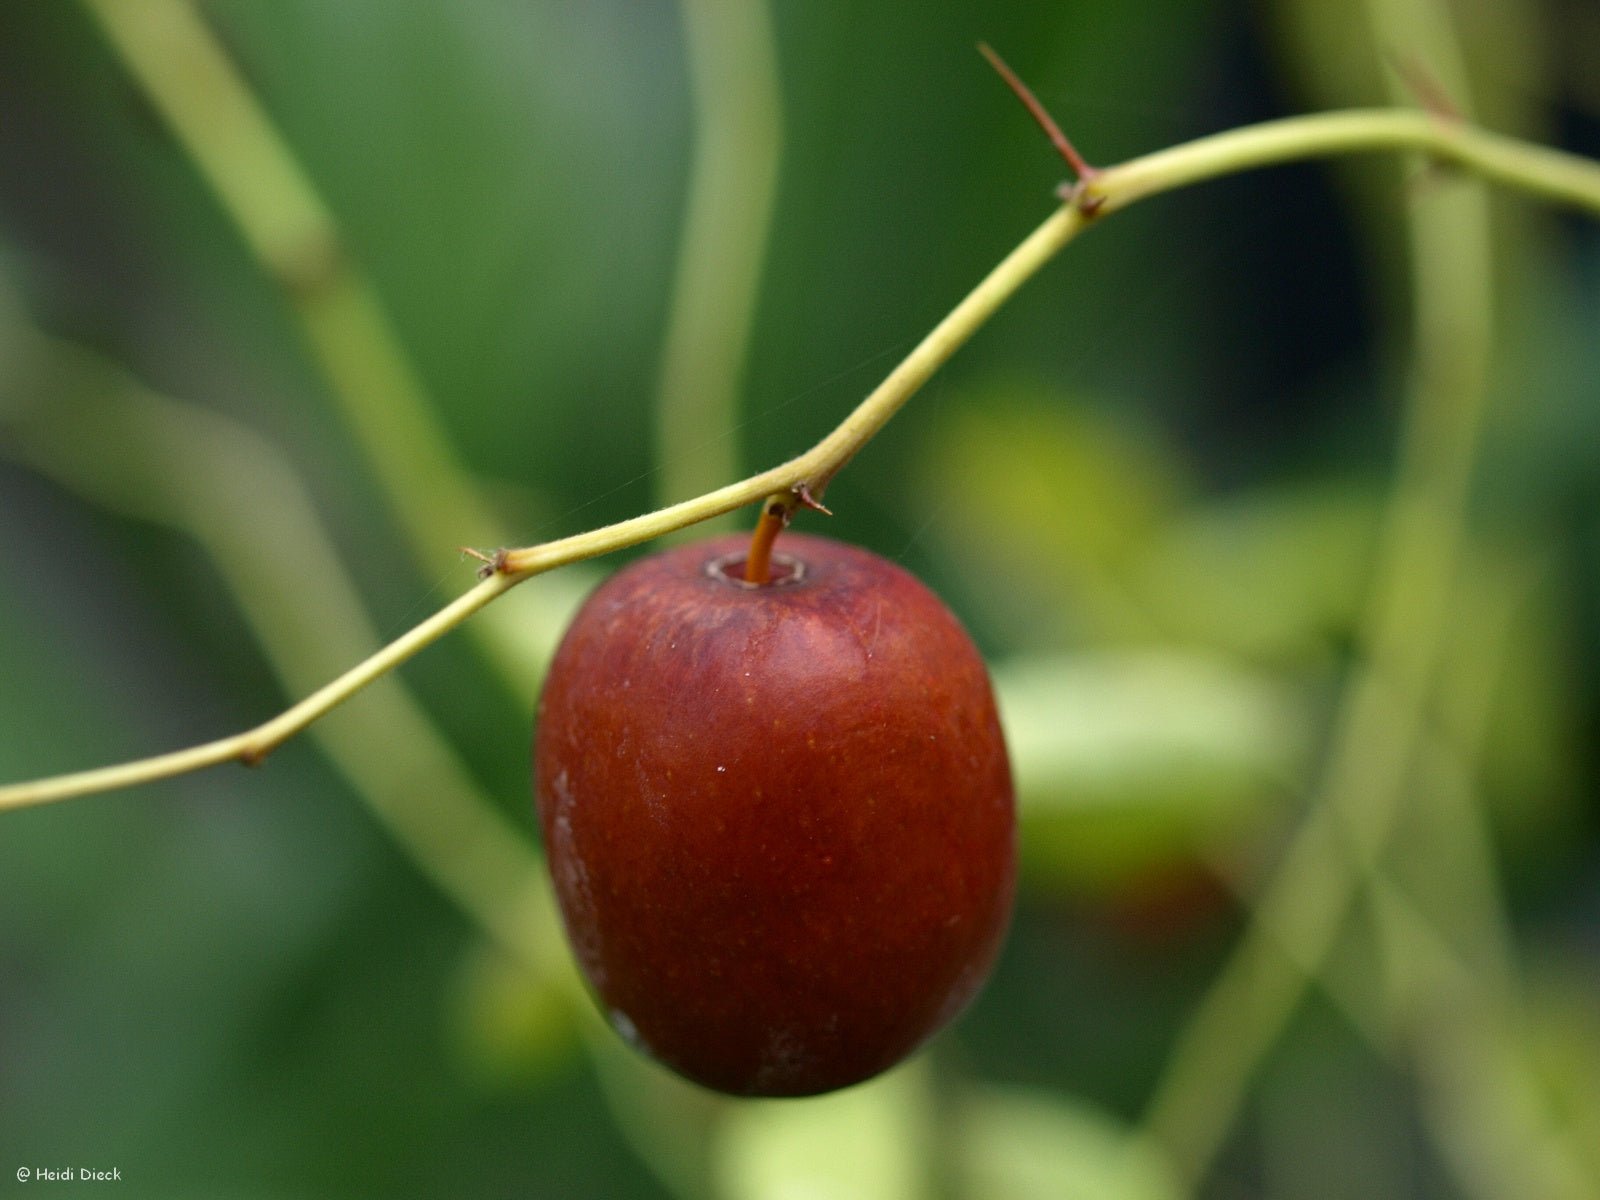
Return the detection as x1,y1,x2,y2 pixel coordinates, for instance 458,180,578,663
743,493,794,584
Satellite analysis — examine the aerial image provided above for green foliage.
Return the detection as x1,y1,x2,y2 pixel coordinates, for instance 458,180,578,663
1,1,1598,1197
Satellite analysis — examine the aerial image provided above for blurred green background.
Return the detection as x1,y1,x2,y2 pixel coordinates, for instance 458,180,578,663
2,1,1598,1197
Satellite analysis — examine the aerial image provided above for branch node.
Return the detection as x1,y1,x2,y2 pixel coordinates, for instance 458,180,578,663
1056,178,1107,218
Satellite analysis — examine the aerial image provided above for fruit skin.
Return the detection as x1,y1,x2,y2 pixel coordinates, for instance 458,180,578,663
533,532,1016,1097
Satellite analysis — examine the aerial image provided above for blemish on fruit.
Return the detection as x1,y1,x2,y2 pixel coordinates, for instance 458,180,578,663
609,1009,646,1052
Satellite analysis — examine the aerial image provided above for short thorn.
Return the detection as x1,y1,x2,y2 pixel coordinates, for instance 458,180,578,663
978,43,1098,183
461,546,508,579
794,483,833,516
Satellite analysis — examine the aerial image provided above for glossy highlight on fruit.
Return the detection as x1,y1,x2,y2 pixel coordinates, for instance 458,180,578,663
533,533,1016,1096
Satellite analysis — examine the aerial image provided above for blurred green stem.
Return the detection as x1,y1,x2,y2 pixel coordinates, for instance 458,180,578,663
1366,881,1598,1200
1140,4,1592,1192
653,0,783,525
6,96,1600,809
83,0,497,556
1141,153,1499,1200
82,0,582,702
0,323,567,980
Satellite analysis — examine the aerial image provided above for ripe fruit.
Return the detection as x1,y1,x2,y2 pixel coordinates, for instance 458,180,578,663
533,531,1015,1096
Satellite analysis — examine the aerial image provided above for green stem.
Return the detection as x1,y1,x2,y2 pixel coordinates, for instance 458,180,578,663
1093,108,1600,218
5,105,1600,811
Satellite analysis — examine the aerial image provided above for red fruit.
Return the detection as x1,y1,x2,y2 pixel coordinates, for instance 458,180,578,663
533,532,1016,1096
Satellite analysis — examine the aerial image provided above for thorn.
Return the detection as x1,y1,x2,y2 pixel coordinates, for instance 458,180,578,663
461,546,508,579
978,42,1098,183
1388,52,1463,123
793,482,833,516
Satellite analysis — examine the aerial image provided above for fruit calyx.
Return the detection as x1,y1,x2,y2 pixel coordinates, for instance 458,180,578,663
709,550,806,589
